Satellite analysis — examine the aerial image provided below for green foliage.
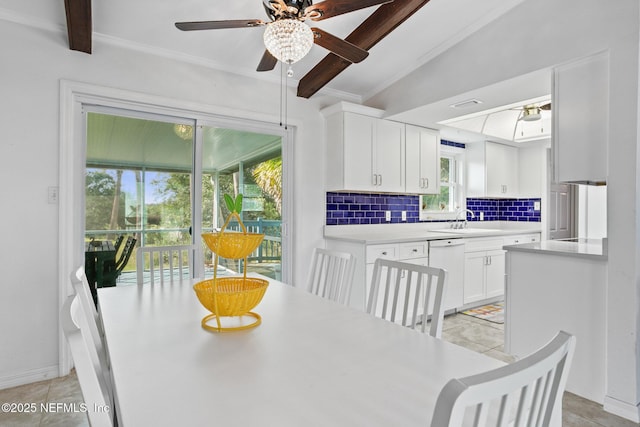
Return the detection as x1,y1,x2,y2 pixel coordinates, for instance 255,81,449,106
224,193,243,214
85,170,125,230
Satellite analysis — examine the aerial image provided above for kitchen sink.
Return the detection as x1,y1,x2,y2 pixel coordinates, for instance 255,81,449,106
431,228,504,234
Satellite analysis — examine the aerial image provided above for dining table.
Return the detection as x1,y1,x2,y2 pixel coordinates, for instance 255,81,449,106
97,275,505,426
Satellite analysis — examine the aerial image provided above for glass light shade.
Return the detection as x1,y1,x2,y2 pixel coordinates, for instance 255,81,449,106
263,19,314,64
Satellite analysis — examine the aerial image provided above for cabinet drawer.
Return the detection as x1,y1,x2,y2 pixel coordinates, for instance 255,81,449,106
465,238,504,253
504,234,540,246
366,244,398,263
399,242,428,259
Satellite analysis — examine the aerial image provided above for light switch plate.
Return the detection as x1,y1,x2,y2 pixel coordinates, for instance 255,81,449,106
534,201,541,211
385,211,391,221
401,211,407,221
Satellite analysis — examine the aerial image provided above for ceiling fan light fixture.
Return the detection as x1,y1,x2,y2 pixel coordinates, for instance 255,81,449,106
263,19,314,64
522,105,542,121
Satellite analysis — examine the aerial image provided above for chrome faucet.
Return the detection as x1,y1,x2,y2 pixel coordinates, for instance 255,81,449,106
451,208,475,229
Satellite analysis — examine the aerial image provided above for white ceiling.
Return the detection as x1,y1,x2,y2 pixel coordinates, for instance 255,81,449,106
0,0,551,142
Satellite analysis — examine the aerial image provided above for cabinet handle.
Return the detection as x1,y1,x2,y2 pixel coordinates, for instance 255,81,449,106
514,240,519,244
488,256,492,265
381,251,388,256
412,249,418,252
425,178,429,188
379,174,382,186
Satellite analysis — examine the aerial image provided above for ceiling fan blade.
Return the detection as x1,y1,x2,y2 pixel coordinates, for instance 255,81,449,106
305,0,393,21
257,50,278,71
311,28,368,63
175,20,266,31
539,102,551,110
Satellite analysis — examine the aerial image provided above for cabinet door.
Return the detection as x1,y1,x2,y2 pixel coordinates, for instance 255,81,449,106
485,142,518,197
485,250,505,299
343,112,375,191
553,52,608,184
464,252,486,304
405,125,439,194
374,119,405,192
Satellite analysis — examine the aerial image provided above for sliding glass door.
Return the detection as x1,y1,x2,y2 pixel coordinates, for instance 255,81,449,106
84,108,283,284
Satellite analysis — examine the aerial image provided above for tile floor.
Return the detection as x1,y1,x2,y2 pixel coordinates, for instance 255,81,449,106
0,312,637,426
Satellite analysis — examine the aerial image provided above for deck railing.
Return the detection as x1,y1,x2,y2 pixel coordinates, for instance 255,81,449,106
86,219,282,264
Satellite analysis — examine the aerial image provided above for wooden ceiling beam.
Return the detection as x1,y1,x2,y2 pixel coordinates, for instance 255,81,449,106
297,0,432,98
64,0,92,54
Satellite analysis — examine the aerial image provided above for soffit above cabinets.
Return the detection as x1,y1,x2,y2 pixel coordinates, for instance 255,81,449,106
438,95,551,143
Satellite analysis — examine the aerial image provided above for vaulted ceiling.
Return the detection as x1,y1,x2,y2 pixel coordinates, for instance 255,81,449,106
48,0,526,102
4,0,552,143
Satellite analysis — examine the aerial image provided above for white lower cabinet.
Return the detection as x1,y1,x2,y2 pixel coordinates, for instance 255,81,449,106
463,238,506,305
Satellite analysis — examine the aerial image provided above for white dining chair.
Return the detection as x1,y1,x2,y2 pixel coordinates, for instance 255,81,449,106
306,248,356,305
71,266,102,337
431,330,576,427
69,268,113,404
60,295,114,427
366,258,447,338
136,244,195,285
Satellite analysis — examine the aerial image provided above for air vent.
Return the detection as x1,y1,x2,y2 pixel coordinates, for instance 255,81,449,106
450,99,483,109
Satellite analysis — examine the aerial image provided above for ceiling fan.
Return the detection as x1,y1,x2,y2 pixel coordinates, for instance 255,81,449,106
516,102,551,122
175,0,392,73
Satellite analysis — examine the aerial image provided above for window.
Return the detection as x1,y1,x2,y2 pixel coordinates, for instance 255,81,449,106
420,147,465,220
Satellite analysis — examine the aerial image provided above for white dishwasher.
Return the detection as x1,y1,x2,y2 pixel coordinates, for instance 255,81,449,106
429,238,465,312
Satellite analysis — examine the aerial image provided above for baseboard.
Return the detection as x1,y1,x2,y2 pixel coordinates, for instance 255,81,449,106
603,395,640,423
0,365,59,390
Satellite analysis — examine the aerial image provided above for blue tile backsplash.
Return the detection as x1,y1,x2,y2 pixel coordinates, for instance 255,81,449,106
466,198,541,222
326,193,541,225
326,192,421,225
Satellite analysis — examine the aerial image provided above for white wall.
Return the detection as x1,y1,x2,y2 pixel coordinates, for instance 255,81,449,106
0,20,334,387
369,0,640,421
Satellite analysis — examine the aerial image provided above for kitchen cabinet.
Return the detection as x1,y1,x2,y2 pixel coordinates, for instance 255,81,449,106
405,125,440,194
466,141,519,198
463,238,505,305
325,111,405,193
552,52,608,185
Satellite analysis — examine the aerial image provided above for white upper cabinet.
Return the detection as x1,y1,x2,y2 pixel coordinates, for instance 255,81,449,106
552,52,609,184
405,125,440,194
466,141,519,198
374,119,405,192
325,109,405,193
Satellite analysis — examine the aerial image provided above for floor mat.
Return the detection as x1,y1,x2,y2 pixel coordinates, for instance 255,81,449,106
461,302,504,324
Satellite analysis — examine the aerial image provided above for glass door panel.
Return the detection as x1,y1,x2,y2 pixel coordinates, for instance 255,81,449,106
85,111,195,284
200,125,283,279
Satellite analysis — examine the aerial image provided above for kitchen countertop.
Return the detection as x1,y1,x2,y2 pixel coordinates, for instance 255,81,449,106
324,223,542,245
503,238,607,260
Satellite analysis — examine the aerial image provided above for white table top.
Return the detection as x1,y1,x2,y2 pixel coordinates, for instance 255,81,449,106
98,276,504,426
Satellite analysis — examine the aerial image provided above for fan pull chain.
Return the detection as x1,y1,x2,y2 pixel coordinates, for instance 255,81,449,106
279,62,284,128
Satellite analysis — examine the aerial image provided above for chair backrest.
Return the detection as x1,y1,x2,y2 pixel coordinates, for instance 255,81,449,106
113,234,124,253
60,295,113,427
431,331,576,427
366,258,447,338
115,236,137,273
306,248,356,305
71,266,102,345
136,244,195,285
70,268,113,403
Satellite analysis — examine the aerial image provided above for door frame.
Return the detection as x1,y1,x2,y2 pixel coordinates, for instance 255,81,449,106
59,80,294,374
